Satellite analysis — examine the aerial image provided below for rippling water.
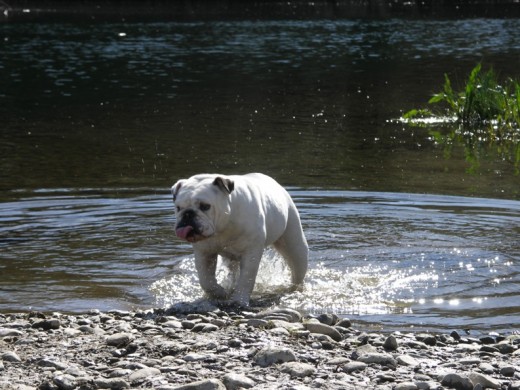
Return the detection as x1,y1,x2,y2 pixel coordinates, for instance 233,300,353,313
1,188,518,332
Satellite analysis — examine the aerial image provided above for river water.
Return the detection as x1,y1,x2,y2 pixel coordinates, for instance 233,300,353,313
1,18,519,332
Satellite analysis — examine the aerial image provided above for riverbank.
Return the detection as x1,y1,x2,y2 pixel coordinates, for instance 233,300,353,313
1,305,519,389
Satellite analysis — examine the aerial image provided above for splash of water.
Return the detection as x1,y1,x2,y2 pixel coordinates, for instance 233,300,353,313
150,249,439,316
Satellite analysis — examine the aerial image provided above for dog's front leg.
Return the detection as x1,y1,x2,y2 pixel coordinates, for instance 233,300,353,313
194,251,228,300
228,247,263,306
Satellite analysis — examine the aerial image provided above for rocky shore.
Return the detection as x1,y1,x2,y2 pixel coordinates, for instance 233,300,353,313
1,305,519,390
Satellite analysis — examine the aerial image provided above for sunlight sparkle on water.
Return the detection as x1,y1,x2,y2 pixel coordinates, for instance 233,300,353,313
151,251,439,316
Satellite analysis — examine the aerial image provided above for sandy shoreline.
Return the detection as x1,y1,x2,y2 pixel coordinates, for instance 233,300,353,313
1,306,519,390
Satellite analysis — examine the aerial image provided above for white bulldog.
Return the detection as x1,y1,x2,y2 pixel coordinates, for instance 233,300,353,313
171,173,308,306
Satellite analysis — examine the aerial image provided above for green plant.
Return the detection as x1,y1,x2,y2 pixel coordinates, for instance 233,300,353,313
403,63,520,174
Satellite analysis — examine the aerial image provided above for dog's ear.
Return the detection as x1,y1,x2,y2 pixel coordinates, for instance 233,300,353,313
213,176,234,195
171,180,185,202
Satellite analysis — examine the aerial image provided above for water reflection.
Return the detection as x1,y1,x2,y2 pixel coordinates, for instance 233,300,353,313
1,20,520,197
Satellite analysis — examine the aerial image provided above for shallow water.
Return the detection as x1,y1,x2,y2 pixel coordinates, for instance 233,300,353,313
1,188,518,333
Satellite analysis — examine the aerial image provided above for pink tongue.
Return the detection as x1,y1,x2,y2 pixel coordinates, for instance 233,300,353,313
176,226,193,240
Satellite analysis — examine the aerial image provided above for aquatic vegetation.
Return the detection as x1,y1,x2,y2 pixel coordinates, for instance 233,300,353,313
403,64,520,174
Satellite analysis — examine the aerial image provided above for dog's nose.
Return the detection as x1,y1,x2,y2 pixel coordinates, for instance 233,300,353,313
182,209,195,219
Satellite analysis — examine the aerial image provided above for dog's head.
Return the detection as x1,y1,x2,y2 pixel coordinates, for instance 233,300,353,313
171,174,234,243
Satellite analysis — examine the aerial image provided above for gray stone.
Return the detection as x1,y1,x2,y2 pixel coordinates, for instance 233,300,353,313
53,374,77,390
416,333,436,346
246,319,269,328
191,323,218,332
37,358,68,370
222,373,255,389
63,328,82,337
397,354,419,367
325,357,350,365
394,382,418,390
357,352,397,367
500,365,516,377
280,361,316,378
227,338,243,348
510,382,520,390
183,353,209,362
256,308,302,323
459,357,480,365
162,320,183,329
1,351,21,363
0,328,23,338
304,322,342,342
106,332,132,347
254,347,297,367
415,381,441,390
129,367,161,383
441,373,473,390
172,378,226,390
269,327,290,336
317,313,337,325
336,318,352,328
269,319,305,331
495,343,516,354
109,369,133,378
341,361,367,373
32,319,60,330
478,362,495,374
94,377,130,389
383,335,398,351
468,372,501,389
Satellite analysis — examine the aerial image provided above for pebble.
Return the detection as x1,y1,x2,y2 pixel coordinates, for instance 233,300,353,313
32,318,60,330
441,373,473,390
0,328,23,337
500,365,516,376
53,374,77,390
468,372,501,389
383,335,399,351
1,351,22,363
396,354,419,367
106,332,133,347
280,361,317,377
222,373,255,389
0,307,518,390
254,346,297,367
129,366,161,383
394,382,418,390
357,352,397,367
303,322,342,342
94,377,130,389
173,378,226,390
342,361,367,373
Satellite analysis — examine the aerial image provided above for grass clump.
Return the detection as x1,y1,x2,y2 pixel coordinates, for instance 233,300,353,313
404,63,520,174
405,63,520,127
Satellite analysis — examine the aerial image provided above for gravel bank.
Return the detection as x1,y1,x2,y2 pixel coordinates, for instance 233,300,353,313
1,306,519,390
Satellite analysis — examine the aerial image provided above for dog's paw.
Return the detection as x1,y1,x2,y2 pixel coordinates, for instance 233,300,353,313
214,299,248,312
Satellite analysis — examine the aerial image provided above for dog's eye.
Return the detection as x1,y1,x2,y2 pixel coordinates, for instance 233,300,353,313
176,206,181,213
199,203,211,212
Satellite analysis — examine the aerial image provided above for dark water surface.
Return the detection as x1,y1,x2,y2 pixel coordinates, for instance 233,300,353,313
1,19,519,331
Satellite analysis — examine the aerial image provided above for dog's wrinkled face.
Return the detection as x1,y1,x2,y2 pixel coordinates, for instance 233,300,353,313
172,175,234,243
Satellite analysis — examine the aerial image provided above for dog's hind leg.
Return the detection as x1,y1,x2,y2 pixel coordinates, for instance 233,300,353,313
274,207,308,286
